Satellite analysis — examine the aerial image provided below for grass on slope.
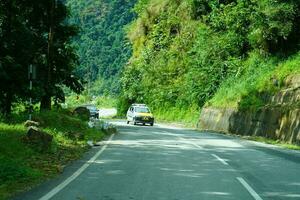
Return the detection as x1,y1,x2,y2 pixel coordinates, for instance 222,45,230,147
244,136,300,151
154,105,200,128
0,110,106,200
208,52,300,109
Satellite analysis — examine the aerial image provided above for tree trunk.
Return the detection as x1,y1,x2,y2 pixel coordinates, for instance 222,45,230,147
40,0,56,111
40,95,52,111
4,92,12,116
2,1,13,116
1,91,13,117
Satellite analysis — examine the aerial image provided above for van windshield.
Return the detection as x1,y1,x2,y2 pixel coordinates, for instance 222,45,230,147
135,107,150,113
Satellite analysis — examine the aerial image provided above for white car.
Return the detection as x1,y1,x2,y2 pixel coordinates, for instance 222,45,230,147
126,104,154,126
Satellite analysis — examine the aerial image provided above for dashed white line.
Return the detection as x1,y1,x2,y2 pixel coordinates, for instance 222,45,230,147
237,177,263,200
38,134,115,200
211,154,229,165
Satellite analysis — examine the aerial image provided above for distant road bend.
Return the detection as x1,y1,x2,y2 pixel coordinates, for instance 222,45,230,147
16,121,300,200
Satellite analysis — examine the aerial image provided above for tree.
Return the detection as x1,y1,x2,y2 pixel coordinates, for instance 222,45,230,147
40,0,84,110
67,0,136,95
0,0,83,115
0,0,36,115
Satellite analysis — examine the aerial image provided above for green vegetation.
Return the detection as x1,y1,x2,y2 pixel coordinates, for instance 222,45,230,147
244,136,300,151
94,96,118,108
1,0,300,197
118,0,300,123
67,0,137,95
65,95,117,109
0,0,84,115
0,110,105,200
154,105,200,127
0,1,125,199
209,52,300,109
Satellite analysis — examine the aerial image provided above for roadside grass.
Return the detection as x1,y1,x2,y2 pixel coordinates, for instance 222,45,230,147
0,110,106,200
243,136,300,151
154,105,200,128
0,123,42,200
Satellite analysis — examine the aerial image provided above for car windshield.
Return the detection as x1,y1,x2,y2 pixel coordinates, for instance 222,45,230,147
135,107,150,113
87,106,97,111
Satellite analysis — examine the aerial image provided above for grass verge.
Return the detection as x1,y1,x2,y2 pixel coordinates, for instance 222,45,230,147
154,105,200,128
0,110,107,200
244,136,300,151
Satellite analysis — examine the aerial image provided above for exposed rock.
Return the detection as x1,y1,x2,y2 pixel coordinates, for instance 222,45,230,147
285,74,300,88
200,107,300,144
199,75,300,144
24,120,40,128
73,106,90,121
24,127,53,152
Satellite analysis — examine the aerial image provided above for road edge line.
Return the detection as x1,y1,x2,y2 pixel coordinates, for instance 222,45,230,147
237,177,263,200
38,134,115,200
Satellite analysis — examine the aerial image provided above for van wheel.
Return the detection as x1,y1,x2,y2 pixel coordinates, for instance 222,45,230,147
150,123,154,126
127,121,129,124
133,121,137,125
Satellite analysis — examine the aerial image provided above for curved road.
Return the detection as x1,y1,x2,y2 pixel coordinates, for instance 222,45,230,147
15,121,300,200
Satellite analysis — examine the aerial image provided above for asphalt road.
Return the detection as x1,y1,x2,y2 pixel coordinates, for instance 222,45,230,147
15,121,300,200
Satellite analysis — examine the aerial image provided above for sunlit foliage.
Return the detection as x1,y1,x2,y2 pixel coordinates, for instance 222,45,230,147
119,0,300,118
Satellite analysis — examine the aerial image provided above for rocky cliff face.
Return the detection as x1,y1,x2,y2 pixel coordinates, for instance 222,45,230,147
199,75,300,144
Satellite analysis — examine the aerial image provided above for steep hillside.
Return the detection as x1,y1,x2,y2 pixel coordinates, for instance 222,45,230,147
67,0,136,95
200,57,300,144
119,0,300,127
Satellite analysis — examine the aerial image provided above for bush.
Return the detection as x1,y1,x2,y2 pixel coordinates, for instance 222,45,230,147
0,157,40,183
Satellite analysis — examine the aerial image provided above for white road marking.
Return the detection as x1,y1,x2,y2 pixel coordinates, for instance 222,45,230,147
177,136,204,149
38,134,115,200
211,154,229,165
237,177,263,200
160,131,204,149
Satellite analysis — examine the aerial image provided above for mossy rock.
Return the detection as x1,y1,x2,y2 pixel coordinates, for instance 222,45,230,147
73,107,90,121
24,127,53,152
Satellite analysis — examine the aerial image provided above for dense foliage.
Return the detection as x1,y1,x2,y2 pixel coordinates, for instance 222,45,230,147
0,0,83,115
119,0,300,119
67,0,136,95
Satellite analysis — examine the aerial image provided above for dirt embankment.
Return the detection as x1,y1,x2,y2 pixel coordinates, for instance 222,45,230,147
199,75,300,144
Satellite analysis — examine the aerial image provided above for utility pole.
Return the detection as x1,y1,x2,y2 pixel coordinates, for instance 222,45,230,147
28,65,36,120
29,65,33,120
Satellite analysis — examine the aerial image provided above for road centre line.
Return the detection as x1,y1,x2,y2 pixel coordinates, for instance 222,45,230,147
38,134,115,200
162,131,230,166
237,177,263,200
211,154,229,165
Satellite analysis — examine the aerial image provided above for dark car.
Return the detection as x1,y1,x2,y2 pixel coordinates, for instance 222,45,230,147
85,105,99,119
74,105,99,119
